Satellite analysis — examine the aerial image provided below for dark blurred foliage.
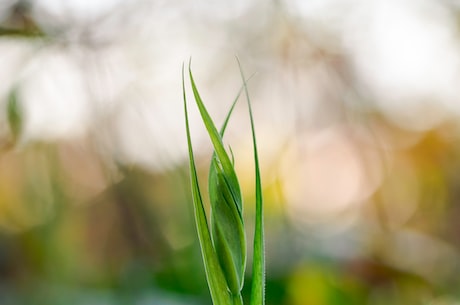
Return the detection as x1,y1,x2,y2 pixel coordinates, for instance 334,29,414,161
0,1,42,37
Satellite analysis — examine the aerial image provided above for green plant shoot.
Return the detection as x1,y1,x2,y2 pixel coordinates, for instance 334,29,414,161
183,60,265,305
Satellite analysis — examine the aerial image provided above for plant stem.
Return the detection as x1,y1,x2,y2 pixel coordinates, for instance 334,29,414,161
232,293,244,305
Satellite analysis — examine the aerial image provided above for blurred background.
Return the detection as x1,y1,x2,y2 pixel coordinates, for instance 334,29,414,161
0,0,460,304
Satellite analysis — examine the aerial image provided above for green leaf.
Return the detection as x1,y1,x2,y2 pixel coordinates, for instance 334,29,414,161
235,58,265,305
182,64,233,305
184,59,265,305
208,75,254,296
209,160,246,295
188,62,247,297
188,63,243,218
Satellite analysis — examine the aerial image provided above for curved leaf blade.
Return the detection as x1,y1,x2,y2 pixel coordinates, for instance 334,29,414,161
188,63,243,217
236,59,265,305
182,64,233,305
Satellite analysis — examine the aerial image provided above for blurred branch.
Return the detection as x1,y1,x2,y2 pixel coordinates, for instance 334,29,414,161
0,26,44,38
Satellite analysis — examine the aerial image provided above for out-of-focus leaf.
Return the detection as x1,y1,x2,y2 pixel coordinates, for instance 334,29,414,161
7,88,22,141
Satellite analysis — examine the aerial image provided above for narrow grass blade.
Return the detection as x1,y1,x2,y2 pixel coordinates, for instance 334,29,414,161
182,64,233,305
209,165,246,294
187,63,247,295
208,73,256,295
188,62,243,218
218,73,255,137
208,72,256,222
236,58,265,305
